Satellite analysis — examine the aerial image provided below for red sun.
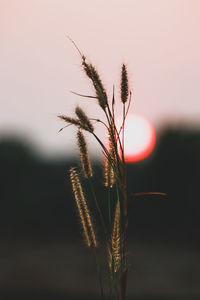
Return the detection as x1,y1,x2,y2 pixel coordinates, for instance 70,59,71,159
117,114,156,162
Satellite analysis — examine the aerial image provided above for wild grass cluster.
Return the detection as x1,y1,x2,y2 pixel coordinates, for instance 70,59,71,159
58,41,165,300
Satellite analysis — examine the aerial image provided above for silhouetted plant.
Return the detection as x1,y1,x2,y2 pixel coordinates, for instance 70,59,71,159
58,39,166,300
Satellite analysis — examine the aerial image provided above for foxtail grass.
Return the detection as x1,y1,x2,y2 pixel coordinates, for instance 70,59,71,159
59,39,166,300
70,167,97,248
77,130,93,179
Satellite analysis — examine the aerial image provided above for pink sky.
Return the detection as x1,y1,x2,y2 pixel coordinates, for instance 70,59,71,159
1,0,200,157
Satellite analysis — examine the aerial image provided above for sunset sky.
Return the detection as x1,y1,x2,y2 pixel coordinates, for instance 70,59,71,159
1,0,200,157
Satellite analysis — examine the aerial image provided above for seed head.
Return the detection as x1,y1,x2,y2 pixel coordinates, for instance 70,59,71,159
70,167,97,248
77,130,93,178
82,60,108,110
75,106,94,133
104,150,115,188
58,115,81,127
111,202,121,273
120,64,129,103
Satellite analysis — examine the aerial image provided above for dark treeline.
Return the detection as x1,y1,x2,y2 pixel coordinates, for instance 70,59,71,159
0,126,200,242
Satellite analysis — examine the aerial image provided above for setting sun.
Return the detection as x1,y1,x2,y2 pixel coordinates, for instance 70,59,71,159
117,114,156,162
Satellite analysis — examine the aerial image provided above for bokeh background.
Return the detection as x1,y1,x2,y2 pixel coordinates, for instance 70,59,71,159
1,0,200,299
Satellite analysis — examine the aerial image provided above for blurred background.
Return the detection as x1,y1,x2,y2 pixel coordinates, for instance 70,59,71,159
1,0,200,299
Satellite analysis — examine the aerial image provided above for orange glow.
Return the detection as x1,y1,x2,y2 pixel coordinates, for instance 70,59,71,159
117,114,156,162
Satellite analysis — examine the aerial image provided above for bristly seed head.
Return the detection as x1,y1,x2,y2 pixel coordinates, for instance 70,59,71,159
58,115,92,132
82,60,108,110
75,106,94,133
58,115,82,127
120,64,129,104
77,130,93,179
111,201,121,273
69,167,97,248
104,150,115,188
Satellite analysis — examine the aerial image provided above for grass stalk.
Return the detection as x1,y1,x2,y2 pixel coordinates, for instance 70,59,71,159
94,249,104,299
59,44,166,300
88,177,108,239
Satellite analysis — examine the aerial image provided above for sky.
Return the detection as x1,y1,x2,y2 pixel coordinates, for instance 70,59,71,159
1,0,200,158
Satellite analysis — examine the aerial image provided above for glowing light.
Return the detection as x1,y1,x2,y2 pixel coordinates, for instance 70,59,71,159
117,114,156,162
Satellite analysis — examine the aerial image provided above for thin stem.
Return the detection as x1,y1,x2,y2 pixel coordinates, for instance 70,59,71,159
94,249,104,299
66,35,84,58
108,188,111,225
118,91,132,136
90,118,109,130
122,103,125,163
92,132,109,157
88,178,108,239
115,182,122,300
70,90,97,99
132,191,167,198
105,106,124,166
92,132,119,182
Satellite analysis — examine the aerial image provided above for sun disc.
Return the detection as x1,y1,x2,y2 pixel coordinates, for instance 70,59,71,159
117,114,156,162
